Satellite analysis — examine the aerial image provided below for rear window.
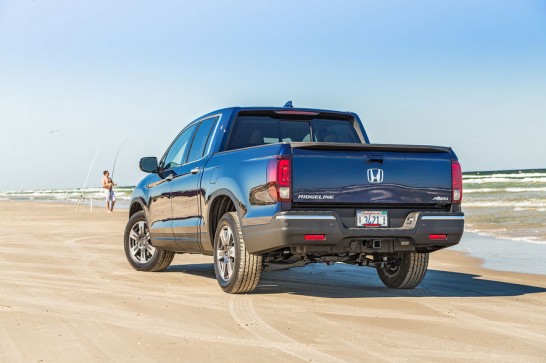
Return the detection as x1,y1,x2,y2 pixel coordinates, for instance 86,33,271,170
225,116,361,150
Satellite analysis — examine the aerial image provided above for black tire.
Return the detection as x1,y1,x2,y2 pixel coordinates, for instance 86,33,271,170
213,212,262,294
124,211,175,272
377,252,429,289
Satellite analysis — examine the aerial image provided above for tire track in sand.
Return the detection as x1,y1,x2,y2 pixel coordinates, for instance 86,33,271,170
229,295,347,362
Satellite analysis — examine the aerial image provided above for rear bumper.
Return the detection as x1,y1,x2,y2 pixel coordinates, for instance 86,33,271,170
242,211,464,254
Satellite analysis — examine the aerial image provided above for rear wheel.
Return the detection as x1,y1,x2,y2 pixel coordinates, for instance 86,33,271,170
124,211,174,271
213,212,262,294
377,252,429,289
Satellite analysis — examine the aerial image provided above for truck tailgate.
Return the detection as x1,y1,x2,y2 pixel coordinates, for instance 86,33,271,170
290,143,453,206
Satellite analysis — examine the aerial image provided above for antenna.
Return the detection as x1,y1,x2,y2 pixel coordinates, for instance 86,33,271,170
283,100,293,108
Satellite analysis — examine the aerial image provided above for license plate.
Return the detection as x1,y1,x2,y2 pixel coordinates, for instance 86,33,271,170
356,210,388,227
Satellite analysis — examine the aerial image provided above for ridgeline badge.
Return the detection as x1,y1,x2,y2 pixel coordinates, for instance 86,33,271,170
297,194,335,200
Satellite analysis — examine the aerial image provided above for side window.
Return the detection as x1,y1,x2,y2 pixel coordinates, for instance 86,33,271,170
162,124,198,170
186,117,217,163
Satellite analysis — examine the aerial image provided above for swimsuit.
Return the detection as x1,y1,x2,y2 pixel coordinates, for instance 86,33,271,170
105,188,116,202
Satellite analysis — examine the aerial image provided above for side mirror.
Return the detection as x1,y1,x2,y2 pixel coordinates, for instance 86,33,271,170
139,157,158,173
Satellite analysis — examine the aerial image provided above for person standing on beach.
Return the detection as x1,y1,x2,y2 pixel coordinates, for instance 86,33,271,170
102,170,117,213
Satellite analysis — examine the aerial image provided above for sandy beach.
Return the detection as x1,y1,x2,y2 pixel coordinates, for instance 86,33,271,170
1,201,545,362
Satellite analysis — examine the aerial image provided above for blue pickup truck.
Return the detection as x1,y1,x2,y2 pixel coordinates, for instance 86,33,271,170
124,103,464,293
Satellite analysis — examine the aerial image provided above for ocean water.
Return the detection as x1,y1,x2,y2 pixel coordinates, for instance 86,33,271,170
0,186,134,208
463,169,546,245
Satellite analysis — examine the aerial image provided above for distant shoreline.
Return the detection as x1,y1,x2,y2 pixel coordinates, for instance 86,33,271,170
463,167,546,175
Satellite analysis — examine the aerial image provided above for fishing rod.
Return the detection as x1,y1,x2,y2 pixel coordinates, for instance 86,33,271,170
111,139,127,181
76,148,100,212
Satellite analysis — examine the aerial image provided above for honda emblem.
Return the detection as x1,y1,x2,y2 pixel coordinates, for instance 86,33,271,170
367,169,384,183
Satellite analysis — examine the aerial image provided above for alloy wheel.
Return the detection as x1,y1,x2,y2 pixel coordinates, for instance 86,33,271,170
216,225,236,282
128,220,156,264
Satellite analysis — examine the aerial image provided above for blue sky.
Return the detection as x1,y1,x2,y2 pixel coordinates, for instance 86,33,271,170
1,0,545,190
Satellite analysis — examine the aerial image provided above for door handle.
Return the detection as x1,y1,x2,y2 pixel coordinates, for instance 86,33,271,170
191,168,201,174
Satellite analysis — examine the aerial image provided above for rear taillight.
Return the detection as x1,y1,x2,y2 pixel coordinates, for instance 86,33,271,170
452,160,463,204
267,157,291,202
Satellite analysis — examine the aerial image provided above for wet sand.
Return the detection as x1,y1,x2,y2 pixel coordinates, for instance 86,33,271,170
1,201,545,362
